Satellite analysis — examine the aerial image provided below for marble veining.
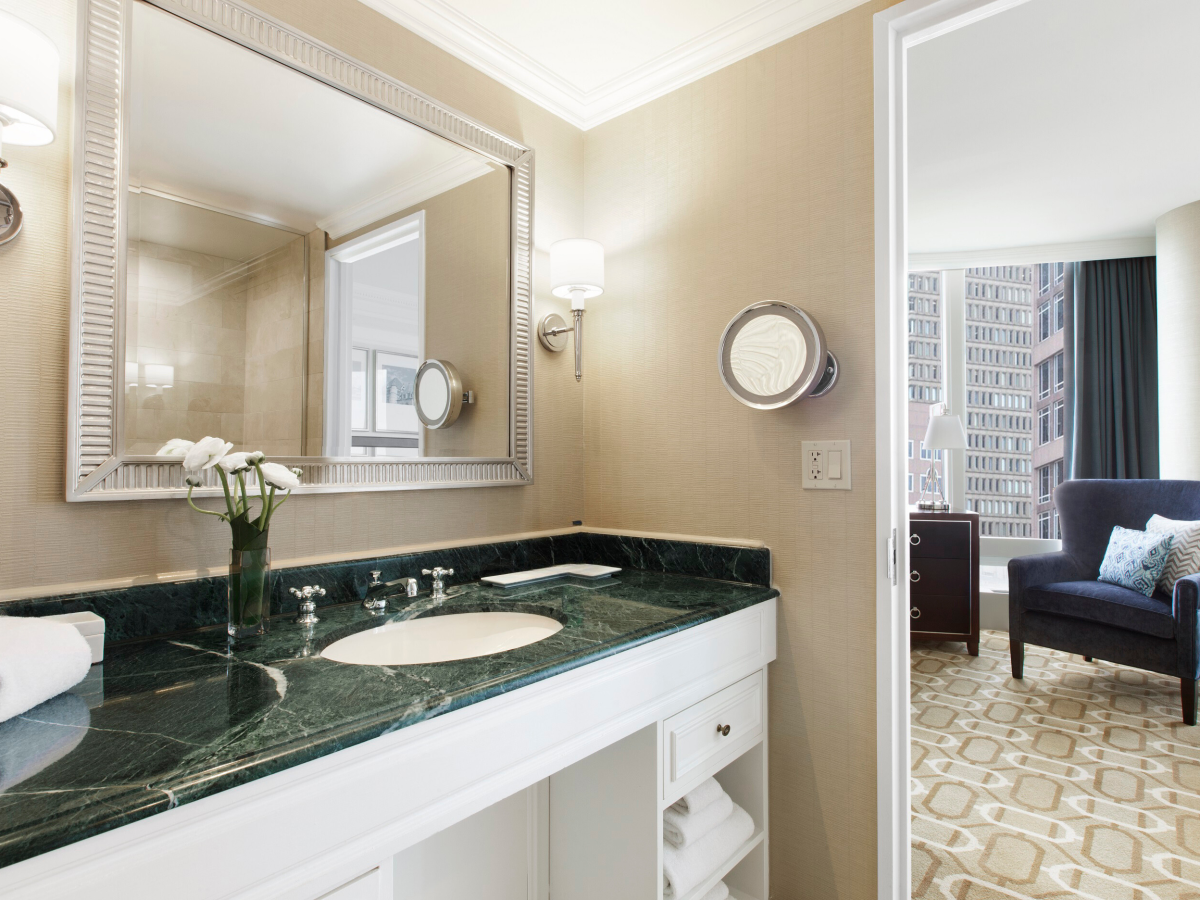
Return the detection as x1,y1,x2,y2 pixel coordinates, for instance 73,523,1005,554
0,569,776,869
0,532,770,643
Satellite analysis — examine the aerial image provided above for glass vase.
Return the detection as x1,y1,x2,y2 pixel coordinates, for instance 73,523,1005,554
228,547,272,638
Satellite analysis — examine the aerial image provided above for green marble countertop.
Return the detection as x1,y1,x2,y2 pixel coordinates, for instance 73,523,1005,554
0,570,776,870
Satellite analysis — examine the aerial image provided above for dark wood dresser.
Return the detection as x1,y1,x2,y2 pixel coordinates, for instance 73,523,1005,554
909,511,980,656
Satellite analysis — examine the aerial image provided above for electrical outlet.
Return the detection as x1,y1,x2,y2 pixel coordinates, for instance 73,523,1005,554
801,440,852,490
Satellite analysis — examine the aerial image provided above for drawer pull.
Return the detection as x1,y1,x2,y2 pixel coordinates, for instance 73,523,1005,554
716,723,731,737
910,570,921,583
910,533,921,546
910,607,921,619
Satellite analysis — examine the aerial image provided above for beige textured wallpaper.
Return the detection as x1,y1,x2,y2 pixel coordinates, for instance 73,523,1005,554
0,0,585,593
581,3,892,897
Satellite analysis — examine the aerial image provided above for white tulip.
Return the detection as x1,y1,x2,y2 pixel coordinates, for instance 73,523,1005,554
218,451,264,474
259,462,301,491
157,438,194,456
182,436,233,472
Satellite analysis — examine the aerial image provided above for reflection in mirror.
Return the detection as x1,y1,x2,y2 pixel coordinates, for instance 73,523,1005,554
124,0,511,461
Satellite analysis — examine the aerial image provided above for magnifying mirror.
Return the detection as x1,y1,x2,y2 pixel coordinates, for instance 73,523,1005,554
718,301,839,408
415,360,469,429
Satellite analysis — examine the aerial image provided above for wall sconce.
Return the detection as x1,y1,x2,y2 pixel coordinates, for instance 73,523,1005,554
0,10,60,246
144,364,174,389
538,239,604,381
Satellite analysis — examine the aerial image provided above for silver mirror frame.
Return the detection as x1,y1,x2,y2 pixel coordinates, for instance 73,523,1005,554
66,0,534,501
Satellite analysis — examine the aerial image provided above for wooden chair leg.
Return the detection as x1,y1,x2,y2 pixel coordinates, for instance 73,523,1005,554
1184,678,1198,727
1011,641,1024,679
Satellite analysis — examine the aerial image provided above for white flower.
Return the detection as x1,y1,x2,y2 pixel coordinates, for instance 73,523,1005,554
259,462,301,491
218,451,264,474
182,436,233,472
184,474,204,488
157,438,194,457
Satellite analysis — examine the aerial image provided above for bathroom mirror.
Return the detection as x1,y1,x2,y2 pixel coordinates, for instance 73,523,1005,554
66,0,534,500
718,302,839,409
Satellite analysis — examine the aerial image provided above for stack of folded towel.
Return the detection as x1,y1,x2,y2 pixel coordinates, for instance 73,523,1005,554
663,777,754,898
0,616,93,724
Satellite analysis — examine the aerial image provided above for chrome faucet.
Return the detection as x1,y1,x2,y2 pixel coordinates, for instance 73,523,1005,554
364,574,419,611
422,567,455,600
290,585,325,624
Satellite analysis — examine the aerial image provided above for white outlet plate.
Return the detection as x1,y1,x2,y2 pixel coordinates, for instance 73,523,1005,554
801,440,852,490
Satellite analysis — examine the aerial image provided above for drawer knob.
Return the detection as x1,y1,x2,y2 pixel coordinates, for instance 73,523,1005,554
910,533,921,546
910,570,921,583
716,723,731,737
910,607,921,619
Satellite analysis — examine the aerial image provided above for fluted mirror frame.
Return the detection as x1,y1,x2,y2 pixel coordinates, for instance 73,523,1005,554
66,0,534,501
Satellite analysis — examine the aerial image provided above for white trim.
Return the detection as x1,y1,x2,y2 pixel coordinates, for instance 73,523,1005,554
316,155,493,239
358,0,870,130
910,236,1156,271
873,2,1035,898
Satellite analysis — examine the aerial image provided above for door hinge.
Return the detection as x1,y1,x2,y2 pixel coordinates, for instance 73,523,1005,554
887,528,897,586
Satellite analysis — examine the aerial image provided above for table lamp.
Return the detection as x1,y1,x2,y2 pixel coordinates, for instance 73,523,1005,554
918,403,968,512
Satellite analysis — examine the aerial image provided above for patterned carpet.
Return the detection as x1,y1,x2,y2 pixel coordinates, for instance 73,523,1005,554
911,632,1200,900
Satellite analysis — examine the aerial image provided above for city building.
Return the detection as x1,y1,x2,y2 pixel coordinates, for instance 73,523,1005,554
1032,262,1068,538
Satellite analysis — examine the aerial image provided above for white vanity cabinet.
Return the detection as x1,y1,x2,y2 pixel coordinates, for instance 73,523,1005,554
0,600,775,900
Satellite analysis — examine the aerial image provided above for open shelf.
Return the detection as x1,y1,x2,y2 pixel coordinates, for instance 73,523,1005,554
674,828,764,900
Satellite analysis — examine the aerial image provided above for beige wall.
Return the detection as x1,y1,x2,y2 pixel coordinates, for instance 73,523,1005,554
581,3,890,896
0,0,584,591
244,236,307,457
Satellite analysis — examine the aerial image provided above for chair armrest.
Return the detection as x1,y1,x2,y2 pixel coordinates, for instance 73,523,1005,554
1173,574,1200,679
1008,552,1086,597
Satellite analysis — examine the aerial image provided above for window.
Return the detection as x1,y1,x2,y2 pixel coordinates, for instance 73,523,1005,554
1053,352,1064,392
1053,399,1065,440
1039,263,1051,291
908,473,914,492
1039,465,1053,503
1053,293,1064,332
1055,262,1064,282
1038,302,1051,341
1039,405,1051,445
1038,360,1050,399
907,440,913,459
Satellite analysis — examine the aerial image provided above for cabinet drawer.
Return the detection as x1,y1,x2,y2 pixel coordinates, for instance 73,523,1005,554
663,671,763,797
909,557,970,595
910,521,971,559
911,594,970,635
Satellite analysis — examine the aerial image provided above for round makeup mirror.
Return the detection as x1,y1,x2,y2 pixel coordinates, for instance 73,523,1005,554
718,301,839,408
415,359,464,429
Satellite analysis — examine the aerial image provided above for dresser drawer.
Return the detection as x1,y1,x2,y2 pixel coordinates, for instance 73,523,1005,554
910,520,971,559
911,593,970,635
909,557,970,595
663,671,763,799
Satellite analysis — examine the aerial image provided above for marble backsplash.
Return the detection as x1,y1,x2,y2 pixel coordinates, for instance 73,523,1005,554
0,532,771,643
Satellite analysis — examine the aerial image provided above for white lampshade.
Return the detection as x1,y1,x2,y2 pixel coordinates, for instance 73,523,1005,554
924,409,968,450
550,238,604,301
144,364,174,388
0,11,59,147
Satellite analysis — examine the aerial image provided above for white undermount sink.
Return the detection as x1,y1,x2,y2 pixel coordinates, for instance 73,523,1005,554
321,611,564,666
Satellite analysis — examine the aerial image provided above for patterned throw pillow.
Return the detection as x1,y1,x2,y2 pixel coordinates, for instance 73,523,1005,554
1145,514,1200,592
1097,526,1174,597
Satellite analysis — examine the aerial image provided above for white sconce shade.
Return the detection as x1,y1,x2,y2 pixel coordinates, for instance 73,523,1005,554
0,10,60,147
144,364,174,388
550,239,604,301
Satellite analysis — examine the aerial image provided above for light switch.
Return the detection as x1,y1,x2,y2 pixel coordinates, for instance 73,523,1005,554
801,440,852,490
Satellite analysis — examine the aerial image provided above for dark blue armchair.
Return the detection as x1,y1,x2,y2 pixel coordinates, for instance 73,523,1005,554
1009,479,1200,725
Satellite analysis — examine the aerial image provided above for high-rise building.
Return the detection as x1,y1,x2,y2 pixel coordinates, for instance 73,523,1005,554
906,273,944,504
962,266,1035,536
1032,262,1068,538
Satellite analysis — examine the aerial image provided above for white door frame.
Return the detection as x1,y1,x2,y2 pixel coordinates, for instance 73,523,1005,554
872,1,1034,897
323,211,425,457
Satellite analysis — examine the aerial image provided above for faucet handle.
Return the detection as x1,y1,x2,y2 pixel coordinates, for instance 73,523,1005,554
421,567,455,578
289,585,326,600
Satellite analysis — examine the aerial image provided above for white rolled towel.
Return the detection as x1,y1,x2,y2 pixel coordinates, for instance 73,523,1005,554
663,802,754,898
670,776,726,815
700,882,730,900
664,789,733,848
0,617,93,724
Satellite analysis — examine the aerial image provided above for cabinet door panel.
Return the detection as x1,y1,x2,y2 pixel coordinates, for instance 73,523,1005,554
909,558,970,595
911,593,970,635
910,521,971,559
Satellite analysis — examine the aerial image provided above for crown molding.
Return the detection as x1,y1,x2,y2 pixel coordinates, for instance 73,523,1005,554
909,236,1157,271
359,0,870,130
318,154,493,239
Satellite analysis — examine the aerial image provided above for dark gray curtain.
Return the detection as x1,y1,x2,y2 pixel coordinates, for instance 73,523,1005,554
1070,256,1158,479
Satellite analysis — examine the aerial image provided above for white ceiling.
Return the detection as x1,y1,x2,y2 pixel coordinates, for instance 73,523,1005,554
129,1,495,240
908,0,1200,263
359,0,868,129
